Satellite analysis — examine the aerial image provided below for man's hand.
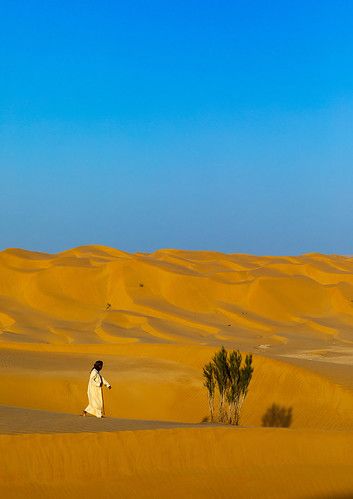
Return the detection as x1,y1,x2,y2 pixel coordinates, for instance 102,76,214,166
108,385,112,390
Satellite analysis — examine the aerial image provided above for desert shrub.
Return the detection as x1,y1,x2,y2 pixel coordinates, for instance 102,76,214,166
212,346,230,422
202,362,216,422
227,351,253,425
203,346,253,425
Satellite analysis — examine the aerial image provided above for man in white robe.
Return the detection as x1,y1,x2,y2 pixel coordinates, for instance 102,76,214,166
82,360,111,418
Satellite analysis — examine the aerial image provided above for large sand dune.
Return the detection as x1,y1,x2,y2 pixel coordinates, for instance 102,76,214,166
1,246,353,497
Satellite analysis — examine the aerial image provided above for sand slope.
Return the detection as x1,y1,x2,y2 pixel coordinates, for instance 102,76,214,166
2,427,353,499
1,246,353,498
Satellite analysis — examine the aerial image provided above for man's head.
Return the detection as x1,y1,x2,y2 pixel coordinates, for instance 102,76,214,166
94,360,103,371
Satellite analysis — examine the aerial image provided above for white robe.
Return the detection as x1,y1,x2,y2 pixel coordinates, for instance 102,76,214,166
85,368,111,418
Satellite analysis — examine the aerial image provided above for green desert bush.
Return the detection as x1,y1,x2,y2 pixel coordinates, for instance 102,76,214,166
212,346,229,423
203,346,253,425
202,362,216,422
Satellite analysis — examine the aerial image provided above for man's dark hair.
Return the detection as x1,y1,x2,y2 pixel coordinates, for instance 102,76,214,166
93,360,103,371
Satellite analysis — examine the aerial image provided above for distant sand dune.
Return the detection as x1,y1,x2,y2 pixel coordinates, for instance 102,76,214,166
1,246,353,350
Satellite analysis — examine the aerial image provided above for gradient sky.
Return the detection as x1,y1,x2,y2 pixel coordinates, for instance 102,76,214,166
1,1,353,254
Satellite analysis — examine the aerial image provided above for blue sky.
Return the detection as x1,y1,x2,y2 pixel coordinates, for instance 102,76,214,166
1,1,353,254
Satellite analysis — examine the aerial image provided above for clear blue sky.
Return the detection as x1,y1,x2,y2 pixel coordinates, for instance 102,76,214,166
1,1,353,254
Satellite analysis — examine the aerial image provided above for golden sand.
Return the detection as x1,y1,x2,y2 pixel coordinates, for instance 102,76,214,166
1,246,353,497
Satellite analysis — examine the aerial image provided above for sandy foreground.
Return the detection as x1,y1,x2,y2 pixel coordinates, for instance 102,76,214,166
1,246,353,498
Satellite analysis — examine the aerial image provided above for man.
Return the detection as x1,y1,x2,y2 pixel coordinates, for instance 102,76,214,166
81,360,111,418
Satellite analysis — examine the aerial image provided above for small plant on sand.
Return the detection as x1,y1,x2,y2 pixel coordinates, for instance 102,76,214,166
234,353,253,425
212,346,230,422
202,362,216,422
203,346,254,425
227,350,242,425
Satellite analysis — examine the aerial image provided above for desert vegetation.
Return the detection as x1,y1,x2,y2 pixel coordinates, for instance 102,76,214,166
203,346,253,425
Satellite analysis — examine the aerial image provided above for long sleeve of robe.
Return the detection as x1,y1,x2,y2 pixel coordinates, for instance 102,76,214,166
85,368,111,418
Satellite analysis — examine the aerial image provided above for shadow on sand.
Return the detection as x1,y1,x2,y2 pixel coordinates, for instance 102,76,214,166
261,403,293,428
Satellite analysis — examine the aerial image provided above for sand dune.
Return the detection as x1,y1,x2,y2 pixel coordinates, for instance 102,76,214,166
2,426,353,499
1,246,353,497
1,246,353,350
